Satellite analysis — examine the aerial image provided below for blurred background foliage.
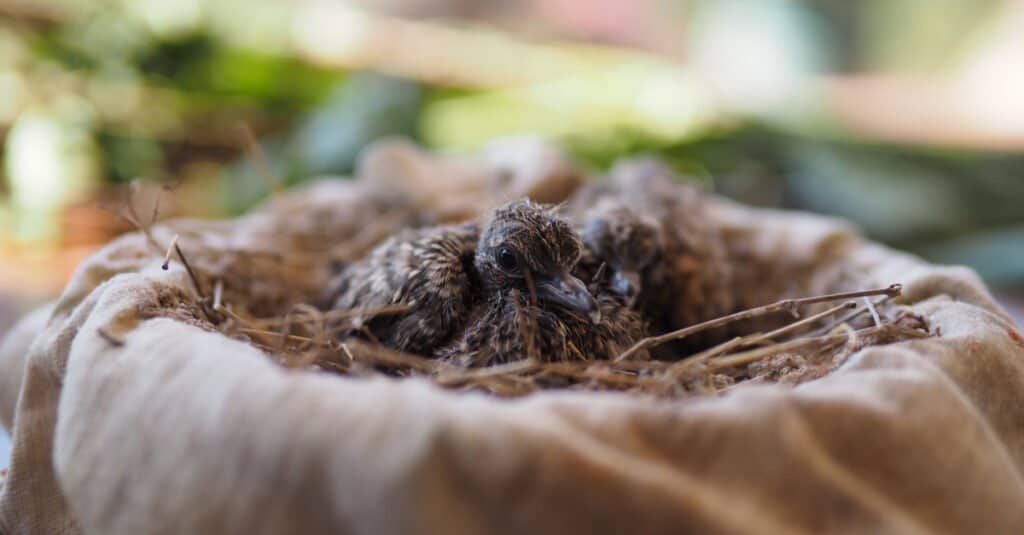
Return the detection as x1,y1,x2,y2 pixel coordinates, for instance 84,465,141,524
1,0,1024,303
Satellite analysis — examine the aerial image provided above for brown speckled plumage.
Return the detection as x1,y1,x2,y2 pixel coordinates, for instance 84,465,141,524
567,159,734,356
570,197,663,306
327,221,480,355
329,199,642,363
436,288,647,367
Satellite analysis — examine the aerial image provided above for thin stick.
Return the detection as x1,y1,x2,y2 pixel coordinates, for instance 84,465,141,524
566,339,587,362
863,297,881,327
114,204,161,254
678,301,857,367
706,332,851,371
237,122,281,194
162,234,179,270
290,348,327,369
435,359,540,384
275,311,293,355
340,343,355,364
616,284,901,361
680,336,745,366
358,325,382,345
341,341,441,373
277,304,410,325
151,189,162,227
608,359,673,372
537,363,665,389
754,300,858,342
238,328,327,346
292,303,327,339
591,262,607,286
120,184,207,315
217,305,249,327
810,294,895,337
212,280,223,311
831,323,859,365
704,321,919,372
173,241,206,302
126,180,164,253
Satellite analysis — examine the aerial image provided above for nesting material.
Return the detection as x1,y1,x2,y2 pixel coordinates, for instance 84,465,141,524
220,282,928,399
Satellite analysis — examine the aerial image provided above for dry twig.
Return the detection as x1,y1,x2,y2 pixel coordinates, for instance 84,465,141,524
212,271,920,399
616,284,902,361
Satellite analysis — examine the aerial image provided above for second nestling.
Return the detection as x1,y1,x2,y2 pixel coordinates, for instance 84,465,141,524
324,199,647,366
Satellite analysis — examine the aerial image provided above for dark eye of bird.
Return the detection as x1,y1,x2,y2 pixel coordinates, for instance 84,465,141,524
497,246,519,272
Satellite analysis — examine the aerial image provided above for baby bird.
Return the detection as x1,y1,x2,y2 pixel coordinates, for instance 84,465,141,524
604,158,734,334
565,159,735,357
326,220,482,356
330,199,640,364
434,199,648,366
572,198,663,307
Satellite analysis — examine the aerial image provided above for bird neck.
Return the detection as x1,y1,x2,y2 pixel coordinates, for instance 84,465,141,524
480,277,517,300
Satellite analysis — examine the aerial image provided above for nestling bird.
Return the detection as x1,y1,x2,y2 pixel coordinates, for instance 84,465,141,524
570,197,663,307
328,199,643,364
325,220,482,356
566,159,734,356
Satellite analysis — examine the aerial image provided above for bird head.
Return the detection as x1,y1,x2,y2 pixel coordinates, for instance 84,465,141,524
580,202,663,305
477,199,600,322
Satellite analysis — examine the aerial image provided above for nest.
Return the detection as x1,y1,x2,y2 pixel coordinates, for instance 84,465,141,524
102,162,932,400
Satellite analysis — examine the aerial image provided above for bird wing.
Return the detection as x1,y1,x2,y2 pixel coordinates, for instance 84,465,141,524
332,222,481,354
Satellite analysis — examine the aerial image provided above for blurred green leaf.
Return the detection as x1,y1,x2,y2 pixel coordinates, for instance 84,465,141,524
786,142,970,242
220,138,290,214
163,45,342,109
98,134,165,183
286,72,423,178
923,227,1024,285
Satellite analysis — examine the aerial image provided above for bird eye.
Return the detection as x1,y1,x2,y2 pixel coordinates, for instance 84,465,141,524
497,246,520,272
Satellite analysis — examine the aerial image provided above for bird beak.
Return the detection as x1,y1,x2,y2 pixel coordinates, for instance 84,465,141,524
537,271,601,323
611,269,641,306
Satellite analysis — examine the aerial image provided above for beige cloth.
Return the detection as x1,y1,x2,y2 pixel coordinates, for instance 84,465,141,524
2,142,1024,534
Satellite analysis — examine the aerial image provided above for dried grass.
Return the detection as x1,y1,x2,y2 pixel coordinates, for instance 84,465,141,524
209,282,929,399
